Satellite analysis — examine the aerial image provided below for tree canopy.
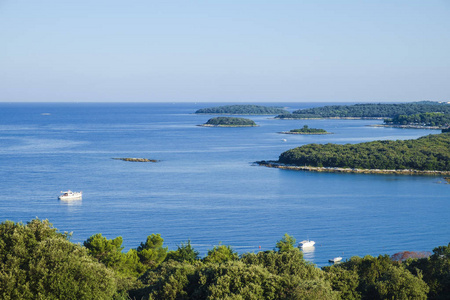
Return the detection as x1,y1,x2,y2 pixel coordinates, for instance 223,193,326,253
195,105,289,115
276,101,450,119
278,133,450,171
2,219,450,299
202,117,257,127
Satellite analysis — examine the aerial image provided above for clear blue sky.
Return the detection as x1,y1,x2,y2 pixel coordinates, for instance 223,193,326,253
1,0,449,102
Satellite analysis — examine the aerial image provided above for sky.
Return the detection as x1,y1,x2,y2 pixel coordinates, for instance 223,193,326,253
1,0,449,103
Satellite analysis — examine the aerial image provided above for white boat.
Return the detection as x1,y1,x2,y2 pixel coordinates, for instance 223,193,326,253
299,240,315,248
58,190,82,200
329,257,343,263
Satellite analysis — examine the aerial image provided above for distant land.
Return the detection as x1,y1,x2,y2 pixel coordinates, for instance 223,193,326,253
280,125,331,135
258,133,450,175
381,112,450,129
195,104,289,115
275,101,450,119
198,117,258,127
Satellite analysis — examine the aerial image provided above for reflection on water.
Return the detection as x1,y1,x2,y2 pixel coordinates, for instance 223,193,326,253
59,199,82,206
301,246,315,261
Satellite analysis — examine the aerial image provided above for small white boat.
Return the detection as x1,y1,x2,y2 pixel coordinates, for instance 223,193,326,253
329,257,343,263
299,240,315,248
58,190,82,200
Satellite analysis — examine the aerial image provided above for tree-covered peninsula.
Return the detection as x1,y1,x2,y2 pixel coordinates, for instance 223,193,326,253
199,117,258,127
281,125,331,135
260,133,450,174
383,112,450,128
3,219,450,299
195,104,289,115
275,101,450,119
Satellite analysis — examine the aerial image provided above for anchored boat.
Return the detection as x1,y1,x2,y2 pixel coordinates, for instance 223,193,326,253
329,257,343,263
299,239,316,248
58,190,82,200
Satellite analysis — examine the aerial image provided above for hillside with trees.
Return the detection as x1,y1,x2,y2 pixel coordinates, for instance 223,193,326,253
3,219,450,299
277,133,450,171
200,117,257,127
275,101,450,119
195,105,289,115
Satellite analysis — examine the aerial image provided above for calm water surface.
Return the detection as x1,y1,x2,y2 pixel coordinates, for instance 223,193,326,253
0,102,448,266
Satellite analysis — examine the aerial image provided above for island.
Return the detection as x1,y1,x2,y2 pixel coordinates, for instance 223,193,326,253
112,158,158,162
280,125,331,135
381,112,450,129
195,104,289,115
257,133,450,175
198,117,258,127
275,101,450,119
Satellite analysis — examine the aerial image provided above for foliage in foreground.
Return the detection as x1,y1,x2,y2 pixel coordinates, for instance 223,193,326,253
278,133,450,171
1,220,449,299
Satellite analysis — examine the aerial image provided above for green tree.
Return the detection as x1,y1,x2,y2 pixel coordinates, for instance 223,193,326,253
0,219,119,299
276,233,296,252
137,233,168,268
165,240,200,263
203,244,239,264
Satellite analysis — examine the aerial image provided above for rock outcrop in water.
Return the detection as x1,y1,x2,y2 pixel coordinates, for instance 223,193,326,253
112,158,158,162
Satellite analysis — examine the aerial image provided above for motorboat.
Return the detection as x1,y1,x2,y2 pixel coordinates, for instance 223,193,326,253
58,190,82,200
299,240,315,248
329,257,343,263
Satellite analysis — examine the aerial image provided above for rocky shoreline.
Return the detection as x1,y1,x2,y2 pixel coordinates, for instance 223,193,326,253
279,131,332,135
112,158,158,162
197,124,258,127
369,124,443,129
256,161,450,176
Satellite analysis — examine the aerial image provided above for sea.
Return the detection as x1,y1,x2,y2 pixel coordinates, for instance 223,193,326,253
0,102,448,266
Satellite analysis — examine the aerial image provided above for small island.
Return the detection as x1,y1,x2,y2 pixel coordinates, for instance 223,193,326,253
195,105,289,115
280,125,331,135
112,158,158,162
257,133,450,175
198,117,258,127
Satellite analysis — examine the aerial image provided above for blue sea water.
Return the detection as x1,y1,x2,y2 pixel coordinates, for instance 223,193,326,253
0,102,448,266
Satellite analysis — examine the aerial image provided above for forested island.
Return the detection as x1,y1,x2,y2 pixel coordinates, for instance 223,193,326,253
382,112,450,128
281,125,331,135
3,218,450,299
195,104,289,115
199,117,258,127
275,101,450,119
259,133,450,175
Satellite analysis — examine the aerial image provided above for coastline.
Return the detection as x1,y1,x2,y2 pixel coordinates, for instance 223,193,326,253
274,117,386,120
279,131,332,135
197,124,258,127
369,124,443,130
256,161,450,176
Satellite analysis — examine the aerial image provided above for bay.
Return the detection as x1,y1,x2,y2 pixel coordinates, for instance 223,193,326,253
0,102,448,266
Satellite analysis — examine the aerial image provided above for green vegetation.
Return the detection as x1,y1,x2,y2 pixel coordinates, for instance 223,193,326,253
2,220,450,299
195,105,289,115
201,117,257,127
286,125,330,134
384,112,450,127
278,133,450,171
276,101,450,119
